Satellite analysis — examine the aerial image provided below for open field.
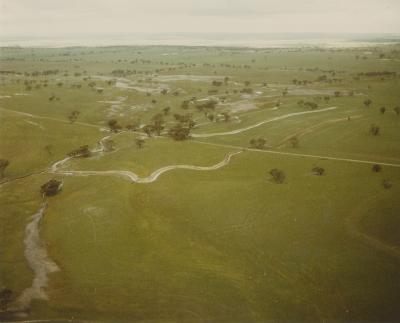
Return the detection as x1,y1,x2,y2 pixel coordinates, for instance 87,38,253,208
1,44,400,322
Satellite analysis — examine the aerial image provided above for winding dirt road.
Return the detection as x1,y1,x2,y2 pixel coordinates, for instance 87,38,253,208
192,107,337,138
51,151,242,183
193,141,400,168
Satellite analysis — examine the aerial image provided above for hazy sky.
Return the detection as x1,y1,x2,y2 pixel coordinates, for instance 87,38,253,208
1,0,399,36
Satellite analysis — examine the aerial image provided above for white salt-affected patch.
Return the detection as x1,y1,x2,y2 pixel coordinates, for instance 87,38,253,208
16,204,60,310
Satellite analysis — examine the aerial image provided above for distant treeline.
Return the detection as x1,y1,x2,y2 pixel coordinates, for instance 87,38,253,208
0,69,60,76
358,71,397,77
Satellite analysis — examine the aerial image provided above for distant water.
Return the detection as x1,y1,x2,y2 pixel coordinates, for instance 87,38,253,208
1,33,399,48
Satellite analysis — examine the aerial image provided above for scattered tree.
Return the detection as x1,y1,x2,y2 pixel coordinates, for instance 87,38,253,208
135,138,145,149
269,168,285,184
0,288,12,311
40,179,62,197
168,124,191,141
126,119,141,131
102,139,115,152
68,110,80,123
0,159,10,178
304,101,318,110
364,99,372,108
380,106,386,114
221,112,230,122
207,113,215,122
163,106,171,116
372,164,382,172
143,124,156,137
369,124,380,136
312,167,325,176
382,180,392,189
289,136,299,148
250,138,266,149
212,80,223,86
44,144,53,156
181,100,190,109
394,106,400,116
151,113,165,135
68,145,91,158
108,119,122,132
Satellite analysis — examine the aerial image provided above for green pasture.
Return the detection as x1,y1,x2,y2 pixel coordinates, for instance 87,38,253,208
0,44,399,322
